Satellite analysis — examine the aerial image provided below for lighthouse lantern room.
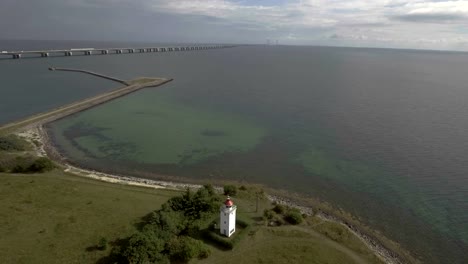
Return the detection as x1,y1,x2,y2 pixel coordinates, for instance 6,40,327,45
220,196,237,237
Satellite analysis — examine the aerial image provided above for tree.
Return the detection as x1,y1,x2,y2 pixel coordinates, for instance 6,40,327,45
223,185,238,196
122,232,169,264
112,184,220,262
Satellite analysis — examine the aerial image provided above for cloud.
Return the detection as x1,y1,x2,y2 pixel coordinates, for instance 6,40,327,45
393,13,467,22
1,0,468,51
389,0,468,23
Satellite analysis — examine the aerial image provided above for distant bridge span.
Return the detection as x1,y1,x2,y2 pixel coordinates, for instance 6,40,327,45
1,45,237,59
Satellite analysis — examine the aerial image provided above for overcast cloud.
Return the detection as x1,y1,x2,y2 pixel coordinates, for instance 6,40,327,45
1,0,468,51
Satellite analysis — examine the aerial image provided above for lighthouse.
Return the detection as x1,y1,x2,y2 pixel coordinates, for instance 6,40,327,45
220,196,237,237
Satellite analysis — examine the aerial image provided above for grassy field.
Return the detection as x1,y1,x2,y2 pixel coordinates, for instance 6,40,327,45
196,227,369,264
0,170,180,264
195,192,384,264
0,169,384,264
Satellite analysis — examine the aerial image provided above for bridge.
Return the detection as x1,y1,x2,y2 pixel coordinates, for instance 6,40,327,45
0,45,236,59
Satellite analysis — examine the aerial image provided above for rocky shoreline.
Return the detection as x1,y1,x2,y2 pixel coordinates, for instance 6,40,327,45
268,194,405,264
18,125,408,264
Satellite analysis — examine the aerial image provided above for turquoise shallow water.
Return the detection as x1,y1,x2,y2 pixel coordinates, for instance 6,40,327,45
1,41,468,263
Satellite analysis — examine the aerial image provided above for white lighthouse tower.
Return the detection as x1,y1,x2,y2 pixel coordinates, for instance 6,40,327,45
220,196,237,237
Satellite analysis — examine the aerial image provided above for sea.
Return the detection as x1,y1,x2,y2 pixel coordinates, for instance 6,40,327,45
1,39,467,263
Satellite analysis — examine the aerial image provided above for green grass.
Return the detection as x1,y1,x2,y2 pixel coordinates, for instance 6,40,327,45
49,92,266,165
0,171,384,264
193,187,384,264
0,170,180,264
308,218,385,264
193,225,379,264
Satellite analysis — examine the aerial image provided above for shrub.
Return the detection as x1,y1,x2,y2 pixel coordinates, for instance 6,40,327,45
98,237,108,250
272,215,285,226
10,156,54,174
236,219,250,228
263,209,275,220
0,135,29,151
223,185,238,196
273,204,286,214
203,184,216,196
202,230,234,249
239,185,247,191
198,247,211,259
284,209,304,225
12,163,28,173
122,232,167,264
167,236,210,262
0,165,5,173
28,157,55,173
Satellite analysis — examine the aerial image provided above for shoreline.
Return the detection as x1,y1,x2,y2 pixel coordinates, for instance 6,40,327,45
17,125,409,264
0,77,172,135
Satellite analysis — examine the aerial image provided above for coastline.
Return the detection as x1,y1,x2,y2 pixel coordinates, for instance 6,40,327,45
18,125,411,264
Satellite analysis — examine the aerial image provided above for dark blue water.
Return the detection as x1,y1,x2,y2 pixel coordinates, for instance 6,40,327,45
1,40,468,263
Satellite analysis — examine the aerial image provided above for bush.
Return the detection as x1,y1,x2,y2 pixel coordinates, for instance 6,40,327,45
284,209,304,225
28,157,55,173
12,163,29,173
10,157,55,174
98,237,108,250
203,184,216,196
0,164,5,173
273,204,286,214
236,219,250,228
167,236,211,262
122,232,168,264
223,185,238,196
263,209,275,220
202,230,234,249
272,215,285,226
0,135,29,151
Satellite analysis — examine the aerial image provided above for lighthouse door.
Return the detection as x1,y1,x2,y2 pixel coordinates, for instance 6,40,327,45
224,229,227,236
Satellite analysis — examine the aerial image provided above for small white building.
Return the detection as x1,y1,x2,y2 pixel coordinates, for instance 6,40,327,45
220,196,237,237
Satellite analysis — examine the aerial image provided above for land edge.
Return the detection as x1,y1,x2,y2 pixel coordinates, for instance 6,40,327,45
14,125,413,264
0,76,173,135
2,71,414,263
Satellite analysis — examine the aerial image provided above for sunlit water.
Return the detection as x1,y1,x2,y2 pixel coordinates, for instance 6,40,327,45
1,40,468,263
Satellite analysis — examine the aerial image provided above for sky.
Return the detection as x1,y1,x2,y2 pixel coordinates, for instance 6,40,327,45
1,0,468,51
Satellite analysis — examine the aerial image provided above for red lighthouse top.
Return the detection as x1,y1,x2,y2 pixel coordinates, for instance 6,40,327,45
224,197,234,207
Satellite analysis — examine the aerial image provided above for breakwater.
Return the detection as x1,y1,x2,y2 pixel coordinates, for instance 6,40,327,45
49,67,129,85
0,70,172,134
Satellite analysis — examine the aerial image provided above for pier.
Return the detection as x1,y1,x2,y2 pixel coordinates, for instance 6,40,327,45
1,45,236,59
49,67,129,85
